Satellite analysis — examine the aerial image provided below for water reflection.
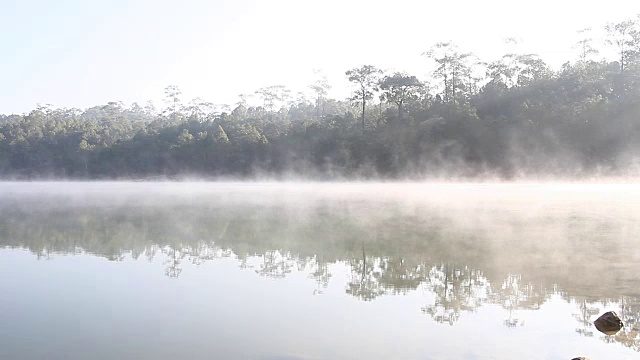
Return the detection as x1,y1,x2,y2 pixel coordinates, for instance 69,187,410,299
602,298,640,351
422,264,491,325
1,182,640,353
308,255,332,295
574,300,600,337
7,238,640,350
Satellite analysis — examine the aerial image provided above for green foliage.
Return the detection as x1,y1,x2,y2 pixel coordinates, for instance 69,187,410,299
3,18,640,179
379,73,422,117
346,65,383,130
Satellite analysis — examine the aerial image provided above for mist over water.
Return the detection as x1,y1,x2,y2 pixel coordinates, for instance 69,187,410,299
1,182,639,359
5,2,640,359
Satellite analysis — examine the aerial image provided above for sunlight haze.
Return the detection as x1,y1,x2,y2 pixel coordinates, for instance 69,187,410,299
3,2,640,356
2,0,640,113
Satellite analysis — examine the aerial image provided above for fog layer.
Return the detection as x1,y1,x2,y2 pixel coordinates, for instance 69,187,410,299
2,182,639,298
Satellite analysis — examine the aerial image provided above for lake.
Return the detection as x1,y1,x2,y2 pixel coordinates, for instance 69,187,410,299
1,182,639,360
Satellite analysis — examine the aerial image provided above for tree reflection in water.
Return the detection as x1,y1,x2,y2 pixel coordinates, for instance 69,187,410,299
2,183,640,351
421,264,490,325
573,300,599,337
597,297,640,351
346,246,385,301
308,255,332,295
493,274,543,328
5,239,640,351
162,246,185,278
256,250,294,279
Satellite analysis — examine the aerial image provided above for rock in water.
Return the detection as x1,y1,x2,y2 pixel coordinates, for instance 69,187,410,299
594,311,623,335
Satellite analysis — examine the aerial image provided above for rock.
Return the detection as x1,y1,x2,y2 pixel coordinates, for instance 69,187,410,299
571,357,589,360
594,311,623,335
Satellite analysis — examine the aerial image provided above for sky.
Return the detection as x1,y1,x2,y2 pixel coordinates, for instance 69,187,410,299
2,0,640,114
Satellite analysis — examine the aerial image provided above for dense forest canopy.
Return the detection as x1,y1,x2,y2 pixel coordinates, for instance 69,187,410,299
3,18,640,179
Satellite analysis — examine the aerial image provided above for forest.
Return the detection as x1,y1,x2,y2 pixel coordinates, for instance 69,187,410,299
2,19,640,179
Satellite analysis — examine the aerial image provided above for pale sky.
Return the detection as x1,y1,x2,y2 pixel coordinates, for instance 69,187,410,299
2,0,640,114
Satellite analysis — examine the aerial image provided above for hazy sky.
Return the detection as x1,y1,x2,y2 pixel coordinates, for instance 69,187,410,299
2,0,640,114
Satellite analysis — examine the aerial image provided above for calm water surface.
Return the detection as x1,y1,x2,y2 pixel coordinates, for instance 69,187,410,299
1,182,639,360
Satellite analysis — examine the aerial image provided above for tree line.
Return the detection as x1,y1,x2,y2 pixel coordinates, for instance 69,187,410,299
2,17,640,179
